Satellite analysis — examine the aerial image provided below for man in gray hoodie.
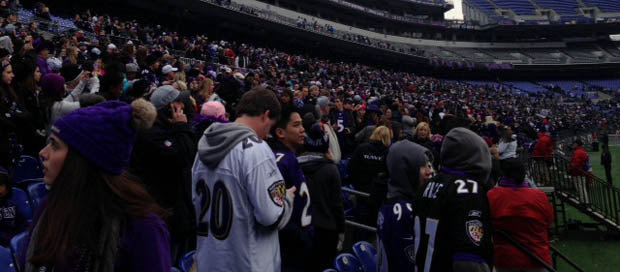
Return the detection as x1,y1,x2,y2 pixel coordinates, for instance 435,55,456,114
414,127,493,272
191,88,296,272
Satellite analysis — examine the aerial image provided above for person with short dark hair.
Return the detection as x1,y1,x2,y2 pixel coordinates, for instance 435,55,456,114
488,158,554,272
268,106,313,272
192,87,295,272
298,122,345,272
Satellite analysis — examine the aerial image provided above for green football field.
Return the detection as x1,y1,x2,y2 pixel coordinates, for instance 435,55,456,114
588,146,620,186
550,146,620,272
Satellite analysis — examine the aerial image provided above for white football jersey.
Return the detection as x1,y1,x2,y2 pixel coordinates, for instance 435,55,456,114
192,136,286,272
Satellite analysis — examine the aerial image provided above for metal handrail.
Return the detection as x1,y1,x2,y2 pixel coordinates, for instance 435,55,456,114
549,246,585,272
495,230,557,272
341,186,370,198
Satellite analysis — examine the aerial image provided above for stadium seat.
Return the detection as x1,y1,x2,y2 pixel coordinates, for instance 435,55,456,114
13,178,44,190
178,250,195,272
352,241,377,272
337,158,350,182
11,188,33,222
27,182,48,212
323,269,338,272
334,253,363,272
171,267,181,272
0,246,17,272
10,155,43,183
10,232,28,270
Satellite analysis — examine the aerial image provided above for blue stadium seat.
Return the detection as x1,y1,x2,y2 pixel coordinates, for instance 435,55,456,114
10,155,43,183
337,158,350,182
334,253,363,272
352,241,377,272
178,250,195,272
171,267,181,272
11,188,33,222
323,269,338,272
10,232,28,270
0,246,17,272
27,182,48,212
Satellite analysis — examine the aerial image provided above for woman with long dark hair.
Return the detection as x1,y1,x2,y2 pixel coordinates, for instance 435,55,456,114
21,98,171,271
0,60,18,168
13,62,45,156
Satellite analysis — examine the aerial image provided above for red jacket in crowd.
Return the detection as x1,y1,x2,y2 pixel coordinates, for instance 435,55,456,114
532,132,553,160
488,186,554,269
569,146,589,176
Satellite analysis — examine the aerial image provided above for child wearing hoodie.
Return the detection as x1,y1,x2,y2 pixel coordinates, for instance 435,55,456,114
376,141,433,272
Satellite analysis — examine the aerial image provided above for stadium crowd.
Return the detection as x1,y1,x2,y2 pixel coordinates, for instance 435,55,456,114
0,2,618,272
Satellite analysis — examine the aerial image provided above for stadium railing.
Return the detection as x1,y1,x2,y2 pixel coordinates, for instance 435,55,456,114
522,151,620,231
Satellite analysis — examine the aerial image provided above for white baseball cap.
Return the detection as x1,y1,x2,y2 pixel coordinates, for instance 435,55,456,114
162,64,178,75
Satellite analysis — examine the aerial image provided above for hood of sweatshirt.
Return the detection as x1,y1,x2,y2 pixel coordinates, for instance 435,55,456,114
197,122,256,169
440,127,492,183
386,140,430,200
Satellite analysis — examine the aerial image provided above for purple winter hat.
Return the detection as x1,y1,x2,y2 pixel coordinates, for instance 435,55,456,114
40,73,65,98
51,99,156,175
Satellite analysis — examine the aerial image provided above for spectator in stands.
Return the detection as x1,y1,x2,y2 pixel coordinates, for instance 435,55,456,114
13,62,45,156
298,122,345,272
24,99,171,271
409,121,436,158
141,54,160,87
377,140,432,272
316,96,341,163
99,71,124,101
532,130,553,185
39,73,85,134
35,41,50,76
161,64,177,85
267,107,313,272
130,85,196,264
330,97,355,156
498,125,517,161
602,144,612,185
0,59,22,168
569,139,592,203
488,158,554,272
191,100,227,137
414,127,493,272
349,125,390,225
0,167,27,247
192,87,295,271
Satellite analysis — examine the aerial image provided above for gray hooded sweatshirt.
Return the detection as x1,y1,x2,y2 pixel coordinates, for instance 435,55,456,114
197,122,256,168
386,140,431,200
440,127,492,184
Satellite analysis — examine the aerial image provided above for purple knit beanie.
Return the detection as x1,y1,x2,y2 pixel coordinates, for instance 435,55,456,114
40,73,65,98
51,99,156,175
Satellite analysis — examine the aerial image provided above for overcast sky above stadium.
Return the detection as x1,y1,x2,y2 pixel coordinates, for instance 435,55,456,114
445,0,464,20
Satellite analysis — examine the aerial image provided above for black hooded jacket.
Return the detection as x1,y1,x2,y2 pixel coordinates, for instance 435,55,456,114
298,154,345,233
348,140,389,193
